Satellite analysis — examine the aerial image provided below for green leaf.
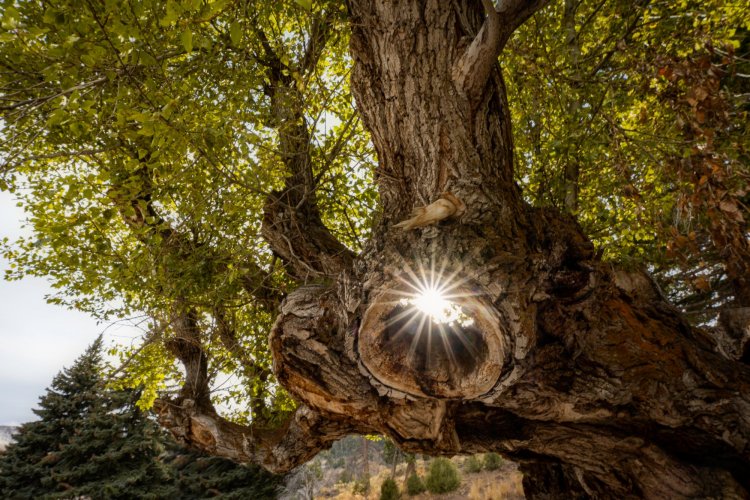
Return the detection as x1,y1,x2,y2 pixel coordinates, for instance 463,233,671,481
294,0,312,11
229,22,242,46
181,28,193,52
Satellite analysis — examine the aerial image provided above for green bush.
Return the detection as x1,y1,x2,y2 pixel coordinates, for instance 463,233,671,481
405,474,426,496
483,452,503,471
380,477,401,500
465,455,483,473
353,474,370,495
338,469,352,484
425,458,461,494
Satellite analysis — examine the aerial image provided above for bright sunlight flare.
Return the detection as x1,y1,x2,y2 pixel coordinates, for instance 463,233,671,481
399,285,474,327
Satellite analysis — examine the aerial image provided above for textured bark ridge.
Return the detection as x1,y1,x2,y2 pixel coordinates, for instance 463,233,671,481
160,1,750,498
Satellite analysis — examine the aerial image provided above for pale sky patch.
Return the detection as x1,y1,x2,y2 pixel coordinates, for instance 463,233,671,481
0,190,141,425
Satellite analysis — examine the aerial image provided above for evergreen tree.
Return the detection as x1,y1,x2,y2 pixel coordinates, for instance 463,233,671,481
424,458,460,494
380,477,400,500
167,449,282,499
0,337,281,499
44,389,174,499
0,336,104,498
405,473,425,496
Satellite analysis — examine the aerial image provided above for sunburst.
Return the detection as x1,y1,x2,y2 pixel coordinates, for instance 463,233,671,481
376,257,481,373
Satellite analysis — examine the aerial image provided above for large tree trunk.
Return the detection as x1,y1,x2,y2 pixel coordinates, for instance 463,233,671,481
158,1,750,497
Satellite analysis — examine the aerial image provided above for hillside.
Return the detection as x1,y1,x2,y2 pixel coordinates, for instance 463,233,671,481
280,436,524,499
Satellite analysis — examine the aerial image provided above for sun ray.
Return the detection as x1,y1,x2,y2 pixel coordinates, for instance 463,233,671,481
437,323,458,369
406,313,429,365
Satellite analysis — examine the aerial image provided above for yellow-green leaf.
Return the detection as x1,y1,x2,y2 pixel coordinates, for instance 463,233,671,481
230,22,242,46
294,0,312,11
181,28,193,52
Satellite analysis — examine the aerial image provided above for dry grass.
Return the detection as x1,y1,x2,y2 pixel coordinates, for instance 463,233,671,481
466,470,524,500
316,457,524,500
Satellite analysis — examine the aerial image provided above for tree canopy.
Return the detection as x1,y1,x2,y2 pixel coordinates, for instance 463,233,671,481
1,0,749,495
2,0,375,423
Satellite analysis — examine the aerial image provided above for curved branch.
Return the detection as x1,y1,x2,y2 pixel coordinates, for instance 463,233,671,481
155,283,378,473
452,0,550,105
154,399,363,473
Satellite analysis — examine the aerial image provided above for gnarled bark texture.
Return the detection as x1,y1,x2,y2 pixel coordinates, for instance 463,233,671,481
157,1,750,498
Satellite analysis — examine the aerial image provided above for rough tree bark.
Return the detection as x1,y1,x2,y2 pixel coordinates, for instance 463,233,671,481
156,1,750,498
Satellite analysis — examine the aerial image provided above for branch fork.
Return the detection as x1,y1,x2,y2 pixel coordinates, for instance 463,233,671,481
452,0,550,105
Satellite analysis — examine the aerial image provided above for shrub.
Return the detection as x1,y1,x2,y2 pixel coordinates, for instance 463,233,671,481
405,473,426,496
338,469,352,484
483,452,503,471
465,455,483,473
352,474,370,495
380,477,401,500
425,458,461,494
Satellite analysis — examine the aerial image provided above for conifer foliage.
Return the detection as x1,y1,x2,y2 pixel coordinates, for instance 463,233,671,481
0,336,280,499
0,336,105,498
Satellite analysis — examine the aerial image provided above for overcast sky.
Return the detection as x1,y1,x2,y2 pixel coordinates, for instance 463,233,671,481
0,190,141,425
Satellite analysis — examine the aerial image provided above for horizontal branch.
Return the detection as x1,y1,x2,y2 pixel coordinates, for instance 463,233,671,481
154,398,362,473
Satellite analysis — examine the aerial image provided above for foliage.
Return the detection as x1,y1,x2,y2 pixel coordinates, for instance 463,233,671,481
380,477,401,500
425,458,461,494
167,451,281,500
0,0,748,466
352,473,370,495
405,473,426,496
0,336,104,498
505,0,750,322
41,388,175,499
465,455,483,473
483,452,503,471
0,0,375,420
0,337,280,499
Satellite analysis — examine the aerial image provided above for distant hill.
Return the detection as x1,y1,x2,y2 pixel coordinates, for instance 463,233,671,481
0,426,18,452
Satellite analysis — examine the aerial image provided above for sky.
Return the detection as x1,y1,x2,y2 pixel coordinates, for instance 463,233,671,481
0,190,141,425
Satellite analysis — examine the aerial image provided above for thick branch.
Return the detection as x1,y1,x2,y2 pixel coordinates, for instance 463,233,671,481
452,0,549,105
154,399,362,473
258,27,354,281
452,0,503,104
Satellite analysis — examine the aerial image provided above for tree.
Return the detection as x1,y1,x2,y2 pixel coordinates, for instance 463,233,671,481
1,0,749,497
45,387,175,499
0,337,280,499
0,337,104,498
424,458,461,494
380,477,401,500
